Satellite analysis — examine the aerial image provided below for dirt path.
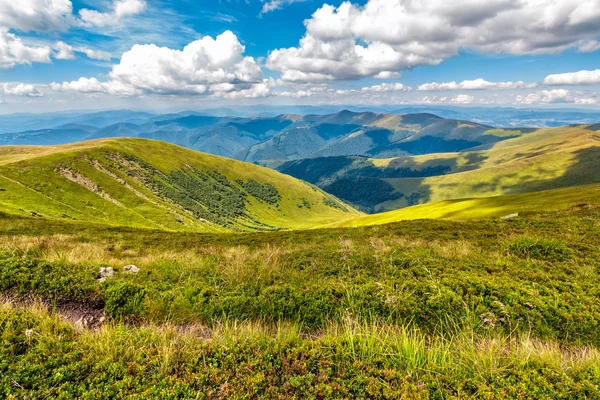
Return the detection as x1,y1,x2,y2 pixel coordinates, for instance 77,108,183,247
1,293,106,329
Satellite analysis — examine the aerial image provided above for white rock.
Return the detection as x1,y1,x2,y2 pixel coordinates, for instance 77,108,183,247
122,265,140,274
501,213,519,220
99,267,115,279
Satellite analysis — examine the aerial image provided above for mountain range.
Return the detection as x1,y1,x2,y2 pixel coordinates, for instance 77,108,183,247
0,110,532,167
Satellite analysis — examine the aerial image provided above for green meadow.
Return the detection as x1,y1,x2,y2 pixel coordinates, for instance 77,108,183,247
1,129,600,398
2,204,600,398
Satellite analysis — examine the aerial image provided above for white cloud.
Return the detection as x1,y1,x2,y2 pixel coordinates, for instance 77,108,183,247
420,96,449,104
418,94,477,104
76,47,112,61
51,42,112,61
79,0,146,27
373,71,401,79
418,79,538,91
267,0,600,81
451,94,475,104
54,41,75,59
260,0,305,15
361,82,411,92
51,31,268,98
516,89,597,104
0,0,73,31
544,69,600,86
577,40,600,53
2,83,43,97
50,77,141,96
0,28,52,69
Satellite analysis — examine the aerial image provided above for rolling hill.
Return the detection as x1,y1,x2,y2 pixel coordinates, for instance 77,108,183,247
332,183,600,227
0,138,360,232
280,124,600,212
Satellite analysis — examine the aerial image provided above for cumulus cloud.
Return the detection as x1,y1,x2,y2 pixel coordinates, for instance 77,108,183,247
79,0,147,27
451,94,475,104
0,0,146,31
544,69,600,86
51,31,269,98
516,89,597,105
2,82,43,97
418,78,538,91
0,28,52,69
53,41,75,59
0,0,73,31
361,82,411,92
267,0,600,81
51,42,112,61
50,77,140,96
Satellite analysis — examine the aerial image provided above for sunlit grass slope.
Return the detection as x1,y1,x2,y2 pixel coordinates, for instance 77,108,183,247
374,125,600,209
0,138,360,232
335,183,600,227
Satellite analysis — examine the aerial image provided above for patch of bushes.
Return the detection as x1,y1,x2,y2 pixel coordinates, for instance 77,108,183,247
0,253,97,301
323,197,348,212
508,237,571,261
104,282,146,319
236,179,281,205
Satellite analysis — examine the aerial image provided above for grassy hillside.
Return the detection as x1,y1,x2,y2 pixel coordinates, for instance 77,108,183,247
280,125,600,211
334,183,600,227
0,138,359,232
1,207,600,397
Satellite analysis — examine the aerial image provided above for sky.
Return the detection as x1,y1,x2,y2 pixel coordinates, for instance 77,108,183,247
0,0,600,113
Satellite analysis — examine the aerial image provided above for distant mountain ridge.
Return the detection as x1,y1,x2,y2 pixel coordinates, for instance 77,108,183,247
0,110,531,165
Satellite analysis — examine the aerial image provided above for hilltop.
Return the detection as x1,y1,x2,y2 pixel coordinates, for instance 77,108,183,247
0,138,359,232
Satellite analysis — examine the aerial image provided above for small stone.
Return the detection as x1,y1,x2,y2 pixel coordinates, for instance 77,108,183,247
99,267,115,279
122,265,140,274
501,213,519,220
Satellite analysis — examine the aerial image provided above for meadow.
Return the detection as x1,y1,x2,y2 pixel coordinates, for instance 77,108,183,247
2,205,600,398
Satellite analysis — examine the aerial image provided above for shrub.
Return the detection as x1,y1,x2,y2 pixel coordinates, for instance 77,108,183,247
104,282,146,319
507,237,571,261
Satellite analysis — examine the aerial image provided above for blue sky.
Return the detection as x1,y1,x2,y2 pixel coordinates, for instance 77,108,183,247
0,0,599,113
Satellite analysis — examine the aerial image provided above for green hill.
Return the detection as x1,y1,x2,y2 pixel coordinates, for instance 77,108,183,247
280,125,600,211
0,138,360,232
333,183,600,227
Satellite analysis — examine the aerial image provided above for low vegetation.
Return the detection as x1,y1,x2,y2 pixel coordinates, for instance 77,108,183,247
1,205,600,397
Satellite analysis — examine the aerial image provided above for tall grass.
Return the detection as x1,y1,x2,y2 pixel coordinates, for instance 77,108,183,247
2,299,599,398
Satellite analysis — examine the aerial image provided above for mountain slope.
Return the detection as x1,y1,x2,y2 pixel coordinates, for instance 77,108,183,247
0,139,360,232
279,125,600,212
332,183,600,227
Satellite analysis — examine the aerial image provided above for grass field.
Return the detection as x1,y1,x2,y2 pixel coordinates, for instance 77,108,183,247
1,206,600,397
